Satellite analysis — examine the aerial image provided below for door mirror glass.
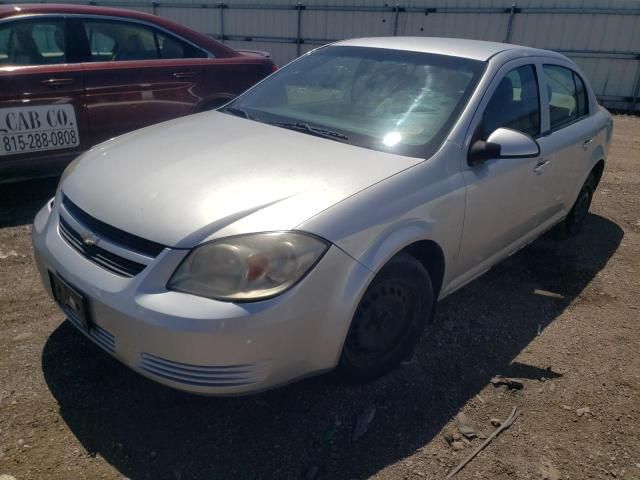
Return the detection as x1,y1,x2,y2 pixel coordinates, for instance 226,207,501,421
468,128,540,166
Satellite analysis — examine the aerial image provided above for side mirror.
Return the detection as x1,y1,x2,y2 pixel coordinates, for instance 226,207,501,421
468,128,540,166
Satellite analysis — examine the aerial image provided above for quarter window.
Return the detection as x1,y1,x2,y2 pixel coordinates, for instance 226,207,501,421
0,19,66,66
574,71,589,118
157,31,207,59
480,65,540,140
544,65,587,130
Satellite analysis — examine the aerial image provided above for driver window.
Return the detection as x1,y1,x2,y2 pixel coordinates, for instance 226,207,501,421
479,64,540,140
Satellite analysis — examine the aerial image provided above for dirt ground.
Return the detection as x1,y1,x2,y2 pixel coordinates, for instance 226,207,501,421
0,115,638,480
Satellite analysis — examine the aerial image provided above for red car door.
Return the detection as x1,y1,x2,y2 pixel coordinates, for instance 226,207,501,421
0,16,89,181
75,16,209,145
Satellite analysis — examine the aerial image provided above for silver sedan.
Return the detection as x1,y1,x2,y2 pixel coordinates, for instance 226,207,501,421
32,37,612,395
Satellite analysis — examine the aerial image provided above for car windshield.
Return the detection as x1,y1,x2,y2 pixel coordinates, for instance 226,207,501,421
226,45,485,157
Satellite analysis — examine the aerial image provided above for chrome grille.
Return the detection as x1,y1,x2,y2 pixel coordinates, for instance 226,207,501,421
138,352,269,387
58,195,166,277
62,196,165,257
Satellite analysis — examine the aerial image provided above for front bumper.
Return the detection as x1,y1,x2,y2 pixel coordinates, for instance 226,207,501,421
32,199,372,395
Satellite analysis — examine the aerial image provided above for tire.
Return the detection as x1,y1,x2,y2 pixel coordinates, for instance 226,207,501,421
335,252,434,382
556,173,596,238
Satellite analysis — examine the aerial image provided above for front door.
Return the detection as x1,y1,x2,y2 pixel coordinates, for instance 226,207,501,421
457,61,554,280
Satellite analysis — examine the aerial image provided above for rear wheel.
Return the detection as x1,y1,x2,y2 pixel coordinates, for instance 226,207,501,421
556,174,595,238
335,252,434,382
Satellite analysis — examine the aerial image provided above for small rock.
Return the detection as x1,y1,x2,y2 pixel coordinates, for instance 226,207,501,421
149,451,157,458
11,332,32,342
458,425,477,439
0,475,18,480
353,405,376,441
561,405,572,411
490,418,501,427
456,412,471,427
576,407,591,417
540,460,560,480
0,249,19,260
443,432,454,445
452,432,462,442
450,441,465,451
16,439,24,446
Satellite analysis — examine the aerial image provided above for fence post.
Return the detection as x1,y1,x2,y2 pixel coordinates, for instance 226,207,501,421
151,1,159,15
218,2,226,42
630,58,640,112
296,3,305,57
504,2,517,43
392,5,404,36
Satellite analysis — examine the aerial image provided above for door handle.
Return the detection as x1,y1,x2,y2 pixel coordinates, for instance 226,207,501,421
172,71,197,79
40,78,75,88
534,158,550,173
582,138,593,149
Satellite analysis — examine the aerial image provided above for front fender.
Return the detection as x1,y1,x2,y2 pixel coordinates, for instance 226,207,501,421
356,218,436,273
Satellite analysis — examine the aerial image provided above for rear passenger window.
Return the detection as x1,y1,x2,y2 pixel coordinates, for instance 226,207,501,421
84,20,158,61
544,65,585,130
480,64,540,140
82,19,206,62
0,19,66,66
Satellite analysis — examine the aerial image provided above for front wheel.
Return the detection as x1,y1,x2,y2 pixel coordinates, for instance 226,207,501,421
335,252,434,382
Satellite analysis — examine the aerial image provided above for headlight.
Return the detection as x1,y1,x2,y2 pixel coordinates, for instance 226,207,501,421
168,232,329,301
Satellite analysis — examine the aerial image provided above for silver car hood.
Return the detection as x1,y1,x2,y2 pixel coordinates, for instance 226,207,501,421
62,112,422,248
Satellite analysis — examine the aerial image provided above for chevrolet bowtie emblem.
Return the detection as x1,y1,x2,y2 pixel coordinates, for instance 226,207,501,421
82,233,99,247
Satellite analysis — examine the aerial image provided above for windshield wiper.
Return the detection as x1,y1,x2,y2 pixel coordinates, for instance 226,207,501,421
269,121,349,141
222,106,252,119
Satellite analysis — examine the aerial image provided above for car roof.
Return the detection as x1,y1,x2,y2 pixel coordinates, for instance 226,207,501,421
0,3,240,57
334,37,564,62
0,3,163,21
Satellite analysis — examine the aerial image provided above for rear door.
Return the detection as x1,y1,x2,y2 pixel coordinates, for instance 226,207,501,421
540,64,597,213
77,16,209,144
0,16,88,179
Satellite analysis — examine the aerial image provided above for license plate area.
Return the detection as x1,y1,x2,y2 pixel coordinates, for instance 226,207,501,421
49,271,91,330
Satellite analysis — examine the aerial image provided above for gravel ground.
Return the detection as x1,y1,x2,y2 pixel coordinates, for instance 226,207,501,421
0,115,638,480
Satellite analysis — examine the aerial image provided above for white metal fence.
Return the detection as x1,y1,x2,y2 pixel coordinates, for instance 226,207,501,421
17,0,640,111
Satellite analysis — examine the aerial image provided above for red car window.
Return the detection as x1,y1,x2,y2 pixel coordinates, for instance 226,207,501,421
81,18,208,62
0,18,66,66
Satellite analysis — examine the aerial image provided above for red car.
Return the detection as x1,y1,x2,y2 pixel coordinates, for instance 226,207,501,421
0,3,276,182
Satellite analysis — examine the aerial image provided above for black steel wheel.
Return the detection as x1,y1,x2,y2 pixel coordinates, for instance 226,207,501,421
335,252,434,382
557,174,595,238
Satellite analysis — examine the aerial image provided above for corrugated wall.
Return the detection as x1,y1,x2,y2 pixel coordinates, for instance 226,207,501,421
21,0,640,110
